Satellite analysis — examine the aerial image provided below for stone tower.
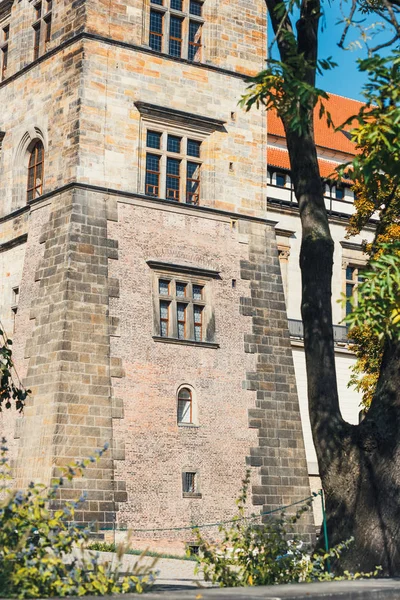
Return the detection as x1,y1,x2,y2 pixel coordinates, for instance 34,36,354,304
0,0,314,550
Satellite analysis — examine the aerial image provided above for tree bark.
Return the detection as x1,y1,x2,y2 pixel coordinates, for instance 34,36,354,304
265,0,400,575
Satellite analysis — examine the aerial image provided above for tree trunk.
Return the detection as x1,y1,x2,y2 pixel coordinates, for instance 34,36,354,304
285,105,400,578
264,0,400,575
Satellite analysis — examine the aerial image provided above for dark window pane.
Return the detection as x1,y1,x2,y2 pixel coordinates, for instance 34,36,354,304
176,282,187,297
159,279,170,295
177,303,186,339
187,139,201,157
188,21,202,61
160,300,170,337
183,472,196,493
346,266,355,281
147,130,162,149
276,173,286,187
169,16,182,57
166,157,180,200
171,0,183,9
335,186,344,200
151,0,163,4
189,0,202,15
194,305,203,341
149,10,163,52
145,153,160,196
346,283,354,299
179,388,191,400
186,161,200,204
193,285,203,300
167,135,181,153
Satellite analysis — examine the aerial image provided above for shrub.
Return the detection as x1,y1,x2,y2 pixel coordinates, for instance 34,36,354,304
0,440,155,599
193,471,380,587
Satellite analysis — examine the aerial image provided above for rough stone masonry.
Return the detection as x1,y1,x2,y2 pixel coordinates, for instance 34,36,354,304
0,0,314,551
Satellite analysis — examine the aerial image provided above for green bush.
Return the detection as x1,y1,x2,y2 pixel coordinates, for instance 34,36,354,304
193,471,380,587
0,440,155,598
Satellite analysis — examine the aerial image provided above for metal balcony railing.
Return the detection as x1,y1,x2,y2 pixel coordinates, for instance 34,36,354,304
288,319,348,343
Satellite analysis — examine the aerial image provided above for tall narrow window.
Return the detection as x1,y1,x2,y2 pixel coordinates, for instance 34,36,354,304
345,266,364,316
1,25,9,81
169,15,183,57
32,0,52,59
27,141,45,202
177,303,187,339
183,472,196,493
194,305,203,341
149,10,163,52
166,158,180,200
145,154,161,197
177,388,192,424
188,21,202,62
160,300,170,337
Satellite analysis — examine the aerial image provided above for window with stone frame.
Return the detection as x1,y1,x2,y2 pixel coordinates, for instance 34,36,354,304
145,129,201,205
177,387,193,424
345,265,364,316
182,471,201,497
1,22,9,81
32,0,52,60
149,0,203,62
157,276,206,341
27,140,45,201
148,260,219,346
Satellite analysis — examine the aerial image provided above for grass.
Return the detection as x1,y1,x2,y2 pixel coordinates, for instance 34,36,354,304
88,542,197,562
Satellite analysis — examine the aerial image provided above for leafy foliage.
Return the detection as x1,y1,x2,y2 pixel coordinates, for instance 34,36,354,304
343,242,400,341
192,472,380,587
240,55,336,136
0,441,154,598
0,328,29,412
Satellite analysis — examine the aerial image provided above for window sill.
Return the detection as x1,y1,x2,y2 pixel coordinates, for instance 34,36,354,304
153,336,219,349
178,423,200,429
183,492,202,499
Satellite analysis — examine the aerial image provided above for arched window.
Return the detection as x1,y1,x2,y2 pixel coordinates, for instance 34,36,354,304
177,388,192,424
27,141,44,201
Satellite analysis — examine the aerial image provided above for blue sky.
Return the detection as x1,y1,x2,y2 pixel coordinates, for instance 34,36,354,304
268,2,392,101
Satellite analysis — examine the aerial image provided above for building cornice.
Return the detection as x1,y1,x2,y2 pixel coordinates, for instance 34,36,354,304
0,32,250,90
135,102,226,133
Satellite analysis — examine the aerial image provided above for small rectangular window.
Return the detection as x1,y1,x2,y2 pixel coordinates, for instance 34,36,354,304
149,10,163,52
166,157,180,200
44,14,52,44
159,279,170,295
33,24,41,60
177,303,187,339
176,282,187,297
167,135,181,153
147,130,162,149
183,472,196,493
194,305,203,341
160,300,170,337
187,139,201,158
192,285,203,300
169,15,183,57
145,153,161,197
276,173,286,187
189,0,202,15
335,186,344,200
171,0,183,10
1,45,8,81
3,25,9,42
188,21,202,62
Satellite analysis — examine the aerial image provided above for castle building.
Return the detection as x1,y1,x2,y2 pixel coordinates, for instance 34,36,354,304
0,0,316,552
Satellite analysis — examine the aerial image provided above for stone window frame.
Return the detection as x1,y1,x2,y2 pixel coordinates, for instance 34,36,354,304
147,0,204,62
13,127,48,210
144,128,202,204
182,469,202,498
147,259,220,349
135,102,226,207
177,383,199,427
341,242,367,319
0,16,10,81
31,0,52,60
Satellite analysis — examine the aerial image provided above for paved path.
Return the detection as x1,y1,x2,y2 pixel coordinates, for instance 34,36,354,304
96,551,206,591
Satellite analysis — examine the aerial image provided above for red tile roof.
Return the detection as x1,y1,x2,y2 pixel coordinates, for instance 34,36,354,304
267,147,341,180
267,93,363,155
